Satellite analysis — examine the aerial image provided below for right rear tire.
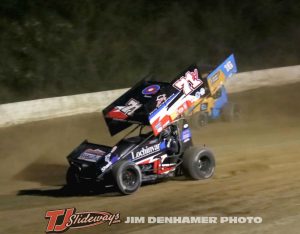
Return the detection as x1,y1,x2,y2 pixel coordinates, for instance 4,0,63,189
222,102,240,122
192,112,208,129
182,147,215,180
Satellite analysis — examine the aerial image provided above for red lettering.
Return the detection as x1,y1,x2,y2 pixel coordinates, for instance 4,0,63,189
45,208,75,233
54,208,75,232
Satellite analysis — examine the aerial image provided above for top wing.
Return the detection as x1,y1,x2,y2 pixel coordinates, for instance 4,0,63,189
103,55,237,136
102,78,175,136
206,54,237,95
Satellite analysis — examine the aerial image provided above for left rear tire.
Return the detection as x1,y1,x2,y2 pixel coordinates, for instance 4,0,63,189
112,160,142,195
66,166,83,193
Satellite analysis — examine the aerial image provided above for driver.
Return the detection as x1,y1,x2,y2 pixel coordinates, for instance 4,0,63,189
161,124,179,154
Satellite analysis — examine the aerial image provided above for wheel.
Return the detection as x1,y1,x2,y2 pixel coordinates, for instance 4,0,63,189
192,112,208,128
222,102,240,122
182,147,215,180
65,166,82,192
66,166,79,186
112,160,142,195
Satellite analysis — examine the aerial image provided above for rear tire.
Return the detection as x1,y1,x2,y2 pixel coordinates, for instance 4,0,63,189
222,102,240,122
66,166,82,193
182,147,215,180
112,160,142,195
192,112,208,128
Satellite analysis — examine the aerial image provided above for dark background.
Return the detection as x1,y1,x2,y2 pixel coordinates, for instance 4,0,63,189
0,0,299,104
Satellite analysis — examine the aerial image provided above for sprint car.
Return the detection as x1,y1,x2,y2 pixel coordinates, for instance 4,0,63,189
189,54,239,127
65,55,237,195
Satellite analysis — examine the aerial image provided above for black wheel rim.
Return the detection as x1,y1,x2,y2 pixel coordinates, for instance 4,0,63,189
196,156,212,174
122,168,138,188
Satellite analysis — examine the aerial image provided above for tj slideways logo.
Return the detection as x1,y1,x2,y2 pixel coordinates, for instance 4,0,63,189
45,208,120,233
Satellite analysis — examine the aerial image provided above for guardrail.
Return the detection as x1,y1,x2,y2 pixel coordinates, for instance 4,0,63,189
0,65,299,128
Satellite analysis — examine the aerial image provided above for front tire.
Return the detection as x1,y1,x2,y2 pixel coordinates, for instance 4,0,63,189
182,147,215,180
112,160,142,195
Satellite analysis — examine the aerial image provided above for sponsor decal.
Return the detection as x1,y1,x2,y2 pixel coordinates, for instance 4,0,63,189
101,148,119,172
142,84,160,95
106,108,127,120
181,129,191,142
177,102,188,115
155,122,162,133
156,94,167,107
121,99,142,115
201,103,208,111
224,60,234,72
107,98,142,120
45,208,120,233
149,138,159,144
140,164,153,172
151,114,172,136
173,68,203,95
211,71,220,84
195,87,206,98
131,143,160,160
135,153,165,165
78,149,106,162
149,92,178,117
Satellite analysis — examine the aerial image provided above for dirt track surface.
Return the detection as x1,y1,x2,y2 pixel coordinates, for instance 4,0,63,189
1,83,300,234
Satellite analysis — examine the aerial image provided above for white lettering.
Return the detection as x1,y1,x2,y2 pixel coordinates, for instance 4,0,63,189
148,217,156,223
132,144,160,160
124,217,145,224
121,99,142,116
173,69,203,95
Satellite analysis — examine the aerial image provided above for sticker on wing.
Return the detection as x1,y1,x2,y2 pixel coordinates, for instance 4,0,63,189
106,98,142,120
149,93,179,135
172,68,203,95
149,67,207,135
